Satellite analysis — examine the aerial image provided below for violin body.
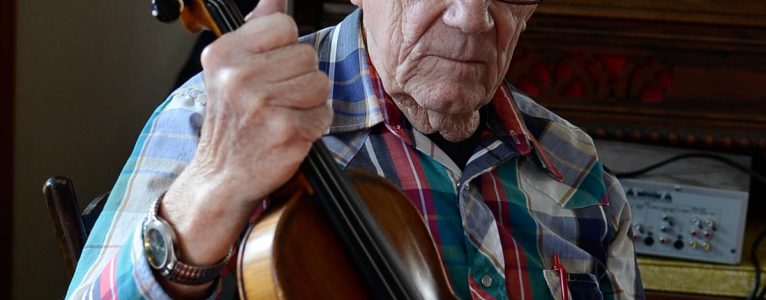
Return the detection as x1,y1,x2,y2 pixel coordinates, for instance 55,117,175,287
237,169,456,299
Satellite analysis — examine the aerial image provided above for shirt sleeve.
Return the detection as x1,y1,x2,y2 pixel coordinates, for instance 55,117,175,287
66,75,209,299
601,172,646,300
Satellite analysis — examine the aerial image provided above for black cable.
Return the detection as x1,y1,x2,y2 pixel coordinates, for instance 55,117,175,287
749,228,766,300
611,152,766,185
609,152,766,297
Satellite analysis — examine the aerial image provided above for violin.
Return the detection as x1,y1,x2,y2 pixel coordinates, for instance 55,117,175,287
151,0,457,298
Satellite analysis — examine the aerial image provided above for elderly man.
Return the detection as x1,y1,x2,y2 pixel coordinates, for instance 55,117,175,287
68,0,644,298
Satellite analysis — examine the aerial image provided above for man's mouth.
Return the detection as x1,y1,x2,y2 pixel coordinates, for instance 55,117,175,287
431,55,484,65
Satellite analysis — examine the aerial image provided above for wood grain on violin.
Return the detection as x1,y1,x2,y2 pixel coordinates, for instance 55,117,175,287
238,169,455,299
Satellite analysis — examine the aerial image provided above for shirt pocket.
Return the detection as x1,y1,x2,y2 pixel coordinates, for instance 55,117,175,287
543,270,604,300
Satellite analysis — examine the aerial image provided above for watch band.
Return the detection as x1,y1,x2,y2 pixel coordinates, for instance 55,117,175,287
166,246,233,285
144,193,234,285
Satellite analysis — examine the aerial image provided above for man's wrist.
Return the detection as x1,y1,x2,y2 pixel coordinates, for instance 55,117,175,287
143,194,234,285
159,168,253,264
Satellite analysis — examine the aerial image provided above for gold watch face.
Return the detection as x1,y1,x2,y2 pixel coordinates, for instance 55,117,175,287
145,226,169,269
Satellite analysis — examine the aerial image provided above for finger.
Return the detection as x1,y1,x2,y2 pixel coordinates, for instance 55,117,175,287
201,13,298,67
293,101,334,141
246,0,288,20
250,43,319,83
238,13,298,53
267,103,334,144
260,70,330,109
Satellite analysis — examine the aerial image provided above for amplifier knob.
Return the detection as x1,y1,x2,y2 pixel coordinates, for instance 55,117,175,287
705,220,716,230
662,215,674,226
632,223,645,234
673,240,684,250
692,217,702,229
702,242,712,251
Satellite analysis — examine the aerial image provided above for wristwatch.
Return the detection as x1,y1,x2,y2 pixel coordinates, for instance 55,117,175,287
142,194,233,285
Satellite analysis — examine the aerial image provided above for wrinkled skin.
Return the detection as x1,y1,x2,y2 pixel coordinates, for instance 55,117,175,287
156,0,535,297
354,0,535,141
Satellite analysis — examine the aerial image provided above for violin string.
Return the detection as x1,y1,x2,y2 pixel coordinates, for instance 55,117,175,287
306,148,399,298
217,0,242,30
307,145,410,299
225,0,244,25
305,151,398,299
205,0,242,33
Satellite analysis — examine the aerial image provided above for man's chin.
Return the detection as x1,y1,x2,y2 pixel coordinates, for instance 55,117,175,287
409,84,490,114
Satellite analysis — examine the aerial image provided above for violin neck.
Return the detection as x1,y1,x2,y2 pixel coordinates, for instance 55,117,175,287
202,0,243,34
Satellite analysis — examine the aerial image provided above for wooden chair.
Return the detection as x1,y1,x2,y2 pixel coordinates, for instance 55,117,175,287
43,176,109,277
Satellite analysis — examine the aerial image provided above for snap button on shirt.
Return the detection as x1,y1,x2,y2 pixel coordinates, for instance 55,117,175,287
481,274,493,288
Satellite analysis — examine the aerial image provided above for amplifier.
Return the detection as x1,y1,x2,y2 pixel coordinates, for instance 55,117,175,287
621,179,749,265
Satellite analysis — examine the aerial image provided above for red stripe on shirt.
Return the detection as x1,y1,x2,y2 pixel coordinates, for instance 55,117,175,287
380,131,443,249
98,253,119,299
483,170,533,300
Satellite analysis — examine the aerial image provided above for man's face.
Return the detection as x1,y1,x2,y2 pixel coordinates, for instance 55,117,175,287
356,0,536,115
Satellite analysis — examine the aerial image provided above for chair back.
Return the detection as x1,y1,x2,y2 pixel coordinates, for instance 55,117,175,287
43,176,108,276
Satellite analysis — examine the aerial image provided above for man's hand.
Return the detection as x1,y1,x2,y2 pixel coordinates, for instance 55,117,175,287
156,0,331,296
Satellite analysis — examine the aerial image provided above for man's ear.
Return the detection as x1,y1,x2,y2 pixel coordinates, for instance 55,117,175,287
350,0,362,8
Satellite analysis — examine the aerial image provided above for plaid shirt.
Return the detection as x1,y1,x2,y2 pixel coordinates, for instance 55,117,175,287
68,9,643,300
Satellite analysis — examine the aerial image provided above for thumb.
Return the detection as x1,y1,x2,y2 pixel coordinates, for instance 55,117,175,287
245,0,288,20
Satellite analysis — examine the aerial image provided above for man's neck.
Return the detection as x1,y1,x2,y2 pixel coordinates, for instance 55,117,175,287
426,109,487,169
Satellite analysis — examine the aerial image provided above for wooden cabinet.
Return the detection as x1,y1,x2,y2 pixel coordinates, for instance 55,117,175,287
294,0,353,34
511,0,766,155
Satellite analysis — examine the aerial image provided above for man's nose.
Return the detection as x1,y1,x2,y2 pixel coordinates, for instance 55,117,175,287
443,0,494,34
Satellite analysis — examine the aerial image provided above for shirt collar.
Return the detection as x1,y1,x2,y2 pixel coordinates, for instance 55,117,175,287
307,9,562,181
492,85,564,181
300,9,384,134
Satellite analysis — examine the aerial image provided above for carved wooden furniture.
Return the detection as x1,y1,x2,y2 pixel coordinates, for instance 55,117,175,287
510,0,766,155
294,0,352,34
